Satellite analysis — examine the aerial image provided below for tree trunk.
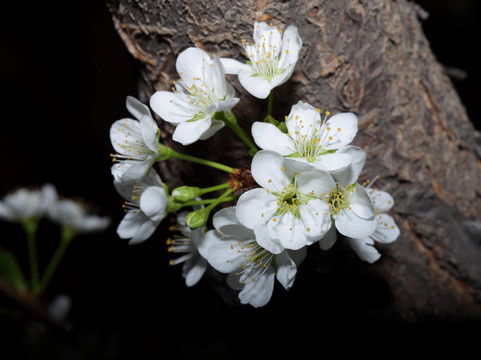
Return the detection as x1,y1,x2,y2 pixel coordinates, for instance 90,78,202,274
105,0,481,322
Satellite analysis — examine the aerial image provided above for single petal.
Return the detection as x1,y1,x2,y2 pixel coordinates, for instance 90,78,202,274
139,186,167,222
322,113,358,150
298,199,331,240
140,114,159,152
219,58,251,75
372,213,400,244
209,55,227,98
331,146,366,188
183,255,207,287
206,235,247,273
236,188,277,229
149,91,195,124
110,118,143,156
251,150,294,191
278,25,302,68
205,97,240,115
312,152,353,173
251,122,295,155
0,203,14,221
126,96,152,121
237,267,275,308
117,211,155,244
350,185,375,219
176,47,210,88
285,101,321,137
212,206,240,231
111,156,156,183
335,208,377,239
296,167,336,197
275,250,298,290
195,229,217,259
198,119,225,141
172,117,212,145
238,68,272,99
370,190,395,213
267,212,306,251
270,63,295,89
319,222,337,250
348,237,381,264
253,222,284,255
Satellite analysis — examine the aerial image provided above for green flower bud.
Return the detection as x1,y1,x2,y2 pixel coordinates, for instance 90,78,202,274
185,208,210,229
171,186,202,203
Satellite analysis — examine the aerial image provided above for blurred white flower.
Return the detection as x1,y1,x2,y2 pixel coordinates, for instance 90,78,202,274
220,22,302,99
0,184,57,223
150,47,239,145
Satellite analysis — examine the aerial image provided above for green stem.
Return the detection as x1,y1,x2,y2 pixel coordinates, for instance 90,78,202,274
39,226,74,293
214,111,258,155
169,150,234,174
182,195,236,207
267,90,274,117
198,183,230,195
22,220,40,294
206,188,234,211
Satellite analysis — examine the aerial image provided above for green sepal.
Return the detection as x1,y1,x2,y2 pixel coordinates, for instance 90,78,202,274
264,115,279,125
185,208,211,229
156,143,173,162
188,113,207,122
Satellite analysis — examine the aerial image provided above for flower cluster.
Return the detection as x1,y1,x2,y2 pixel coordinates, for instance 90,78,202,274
109,21,400,307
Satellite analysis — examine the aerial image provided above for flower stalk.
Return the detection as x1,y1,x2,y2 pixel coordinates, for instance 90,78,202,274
213,111,258,155
22,219,40,294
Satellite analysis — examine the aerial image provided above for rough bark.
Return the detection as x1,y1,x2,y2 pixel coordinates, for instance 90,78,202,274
105,0,481,322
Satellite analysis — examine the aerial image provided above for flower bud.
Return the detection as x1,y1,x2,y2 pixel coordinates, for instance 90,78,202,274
185,208,210,229
171,186,201,203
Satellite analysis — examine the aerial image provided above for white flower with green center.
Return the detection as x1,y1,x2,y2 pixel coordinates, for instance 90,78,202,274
110,96,162,183
0,184,57,223
347,189,400,263
252,101,359,172
205,207,306,308
235,150,332,254
220,22,302,99
166,211,216,287
150,47,239,146
114,168,173,245
317,147,378,251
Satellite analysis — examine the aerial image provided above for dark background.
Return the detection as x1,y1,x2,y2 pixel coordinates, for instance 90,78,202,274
0,0,479,359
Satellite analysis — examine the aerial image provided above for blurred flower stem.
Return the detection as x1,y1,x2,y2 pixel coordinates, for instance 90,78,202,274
21,219,40,294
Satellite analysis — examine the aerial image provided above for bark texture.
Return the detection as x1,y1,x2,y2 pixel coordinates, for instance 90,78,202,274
105,0,481,321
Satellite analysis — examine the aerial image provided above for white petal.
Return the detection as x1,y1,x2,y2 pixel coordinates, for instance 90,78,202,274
140,114,159,152
139,186,168,222
117,211,156,244
219,58,250,75
237,267,275,308
331,146,366,188
251,122,295,155
172,117,212,145
267,212,307,251
278,25,302,68
238,68,272,99
183,255,207,287
318,222,337,250
251,150,294,191
205,98,239,115
372,214,400,244
348,237,381,264
370,190,395,213
312,152,353,172
110,118,142,155
275,251,298,290
335,208,377,239
253,222,284,255
285,101,320,137
206,235,247,273
0,203,14,221
126,96,152,121
322,113,358,150
198,119,225,140
149,91,195,124
270,63,295,89
236,188,277,229
212,206,240,231
350,185,375,219
298,199,332,240
176,47,210,88
111,157,156,183
296,167,336,197
209,55,227,97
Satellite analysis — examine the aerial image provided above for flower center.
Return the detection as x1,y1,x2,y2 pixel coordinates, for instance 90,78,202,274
325,184,353,216
242,36,287,82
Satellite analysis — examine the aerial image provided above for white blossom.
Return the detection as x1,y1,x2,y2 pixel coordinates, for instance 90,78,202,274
205,207,305,308
235,150,332,254
114,168,169,245
347,189,400,263
167,211,216,287
221,22,302,99
150,47,239,146
110,96,161,183
0,184,57,223
252,101,359,172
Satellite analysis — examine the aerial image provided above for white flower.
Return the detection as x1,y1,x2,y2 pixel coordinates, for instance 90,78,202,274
221,22,302,99
114,168,169,245
252,101,359,172
166,211,216,287
49,198,111,235
0,184,57,222
110,96,161,183
205,207,306,308
347,189,400,263
150,47,239,146
317,147,378,250
235,150,332,254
